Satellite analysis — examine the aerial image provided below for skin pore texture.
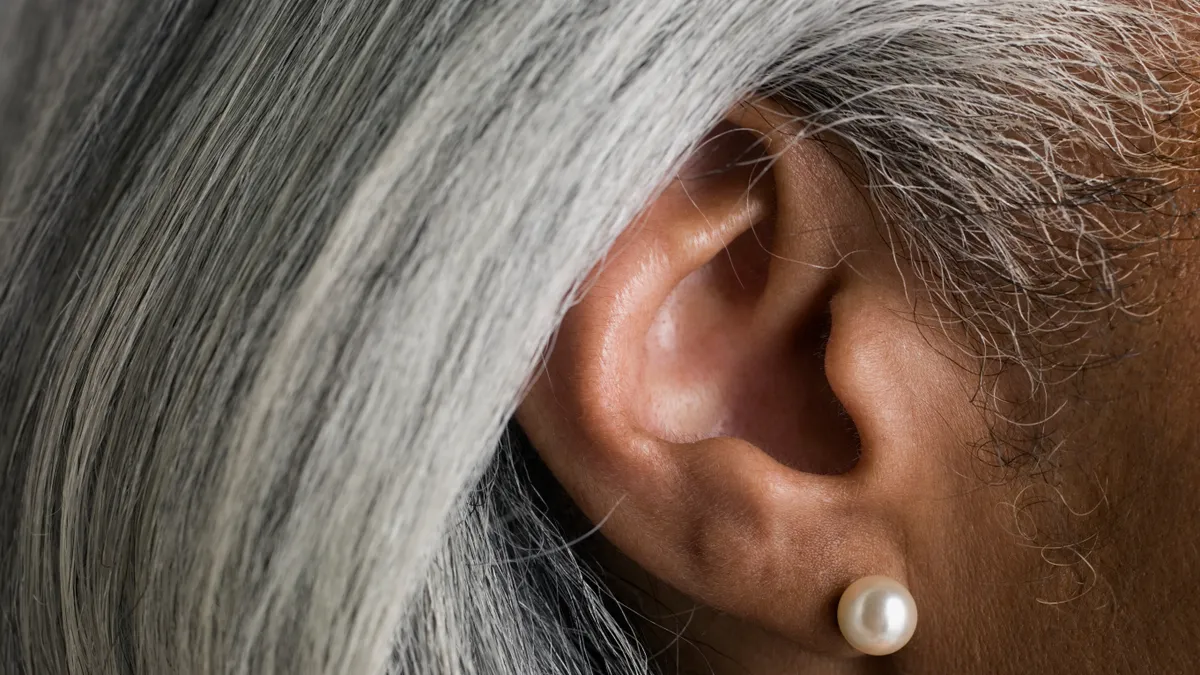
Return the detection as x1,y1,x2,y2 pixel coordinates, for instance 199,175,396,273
517,40,1200,675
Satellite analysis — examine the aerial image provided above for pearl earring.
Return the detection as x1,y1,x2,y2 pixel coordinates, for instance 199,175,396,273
837,575,917,656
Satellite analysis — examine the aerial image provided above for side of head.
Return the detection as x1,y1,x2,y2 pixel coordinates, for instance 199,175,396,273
1,2,1197,674
517,36,1200,675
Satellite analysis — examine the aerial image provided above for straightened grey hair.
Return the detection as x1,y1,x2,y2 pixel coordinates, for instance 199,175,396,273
0,1,1195,673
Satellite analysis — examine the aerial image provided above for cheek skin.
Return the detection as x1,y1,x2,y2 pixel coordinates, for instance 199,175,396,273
897,214,1200,672
959,129,1200,672
867,75,1200,671
1079,177,1200,668
1032,19,1200,671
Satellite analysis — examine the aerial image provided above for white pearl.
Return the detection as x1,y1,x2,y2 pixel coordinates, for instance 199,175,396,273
837,575,917,656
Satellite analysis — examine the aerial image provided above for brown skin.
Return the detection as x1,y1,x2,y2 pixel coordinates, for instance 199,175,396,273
517,51,1200,675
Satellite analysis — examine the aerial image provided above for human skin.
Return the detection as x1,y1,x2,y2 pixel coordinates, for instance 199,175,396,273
517,12,1200,673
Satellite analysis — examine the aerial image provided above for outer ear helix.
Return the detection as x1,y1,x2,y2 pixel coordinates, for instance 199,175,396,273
518,99,934,659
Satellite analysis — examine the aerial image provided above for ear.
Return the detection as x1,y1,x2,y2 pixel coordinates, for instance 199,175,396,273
517,101,971,657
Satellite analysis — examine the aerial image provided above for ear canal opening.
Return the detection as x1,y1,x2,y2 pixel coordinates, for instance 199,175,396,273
638,214,862,477
800,306,861,475
721,220,861,476
634,117,864,476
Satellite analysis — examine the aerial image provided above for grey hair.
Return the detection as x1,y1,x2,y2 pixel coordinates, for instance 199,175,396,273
0,1,1194,674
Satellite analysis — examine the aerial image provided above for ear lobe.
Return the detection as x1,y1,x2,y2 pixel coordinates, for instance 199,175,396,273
517,102,955,658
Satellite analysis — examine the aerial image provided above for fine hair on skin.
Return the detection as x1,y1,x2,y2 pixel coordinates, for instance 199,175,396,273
0,1,1196,673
